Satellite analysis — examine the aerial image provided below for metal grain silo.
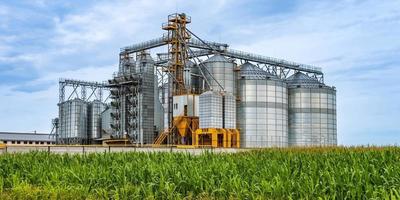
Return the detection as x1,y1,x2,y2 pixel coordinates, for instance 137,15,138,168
87,100,106,141
137,52,155,144
101,107,112,136
223,93,236,129
202,54,236,94
58,98,88,144
184,60,202,93
286,72,337,146
199,91,223,128
237,62,288,148
154,77,164,134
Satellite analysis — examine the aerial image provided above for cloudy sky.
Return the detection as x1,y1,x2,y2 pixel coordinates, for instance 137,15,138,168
0,0,399,145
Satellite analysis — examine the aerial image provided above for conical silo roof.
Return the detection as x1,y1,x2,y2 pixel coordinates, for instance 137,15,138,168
239,62,277,79
286,72,321,86
202,54,230,63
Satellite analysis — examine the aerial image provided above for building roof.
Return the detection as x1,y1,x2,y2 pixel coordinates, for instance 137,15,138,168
286,72,321,85
286,72,336,90
202,54,230,63
239,62,279,81
0,132,55,142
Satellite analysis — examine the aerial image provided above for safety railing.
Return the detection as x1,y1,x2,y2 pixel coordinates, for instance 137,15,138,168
224,49,322,74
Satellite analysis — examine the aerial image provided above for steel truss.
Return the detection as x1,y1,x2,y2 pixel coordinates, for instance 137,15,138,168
109,13,327,146
121,32,324,84
59,78,109,103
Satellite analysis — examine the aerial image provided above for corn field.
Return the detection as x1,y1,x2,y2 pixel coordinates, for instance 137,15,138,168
0,147,399,199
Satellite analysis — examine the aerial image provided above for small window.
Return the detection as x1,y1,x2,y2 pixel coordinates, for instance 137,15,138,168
24,141,27,144
29,141,32,144
11,141,15,144
40,142,44,145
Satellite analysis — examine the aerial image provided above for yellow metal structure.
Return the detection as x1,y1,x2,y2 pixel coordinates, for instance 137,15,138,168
194,128,240,148
154,13,241,148
153,128,169,146
162,13,191,96
158,13,200,146
153,116,199,146
174,116,198,137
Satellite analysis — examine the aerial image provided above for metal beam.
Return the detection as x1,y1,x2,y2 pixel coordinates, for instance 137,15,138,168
121,35,323,76
121,36,228,55
221,49,323,75
59,79,109,103
155,50,213,65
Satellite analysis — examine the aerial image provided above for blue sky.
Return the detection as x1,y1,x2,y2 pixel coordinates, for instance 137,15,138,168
0,0,399,145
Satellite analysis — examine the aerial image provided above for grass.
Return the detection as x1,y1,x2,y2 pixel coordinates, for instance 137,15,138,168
0,147,399,199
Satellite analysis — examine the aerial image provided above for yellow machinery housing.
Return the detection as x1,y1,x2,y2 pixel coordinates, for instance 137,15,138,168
194,128,240,148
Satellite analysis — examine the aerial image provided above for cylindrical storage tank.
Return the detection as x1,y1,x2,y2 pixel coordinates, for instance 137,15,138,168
139,58,156,145
184,61,193,90
87,100,105,140
59,98,88,142
237,62,288,148
187,61,203,94
202,54,236,94
199,91,223,128
223,93,236,129
154,76,164,134
286,72,337,146
101,107,112,136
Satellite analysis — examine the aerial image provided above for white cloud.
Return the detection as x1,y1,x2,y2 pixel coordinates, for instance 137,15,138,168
0,65,115,132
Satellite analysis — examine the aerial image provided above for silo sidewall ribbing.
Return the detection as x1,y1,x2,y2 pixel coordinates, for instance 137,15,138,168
237,63,288,148
288,86,337,146
203,55,236,95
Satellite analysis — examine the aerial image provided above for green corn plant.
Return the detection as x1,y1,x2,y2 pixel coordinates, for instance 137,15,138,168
0,147,399,199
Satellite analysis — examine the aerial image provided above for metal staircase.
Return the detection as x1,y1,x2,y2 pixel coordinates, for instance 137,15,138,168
153,129,170,146
153,116,185,146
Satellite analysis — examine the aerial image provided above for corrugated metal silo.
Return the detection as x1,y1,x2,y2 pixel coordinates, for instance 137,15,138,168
237,62,288,148
286,72,337,146
187,61,203,94
199,91,223,128
101,107,112,136
59,98,88,144
136,52,155,144
223,93,236,129
87,100,106,141
202,54,236,94
154,77,164,134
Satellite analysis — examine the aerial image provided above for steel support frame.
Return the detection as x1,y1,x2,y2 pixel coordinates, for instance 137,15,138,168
58,79,108,103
